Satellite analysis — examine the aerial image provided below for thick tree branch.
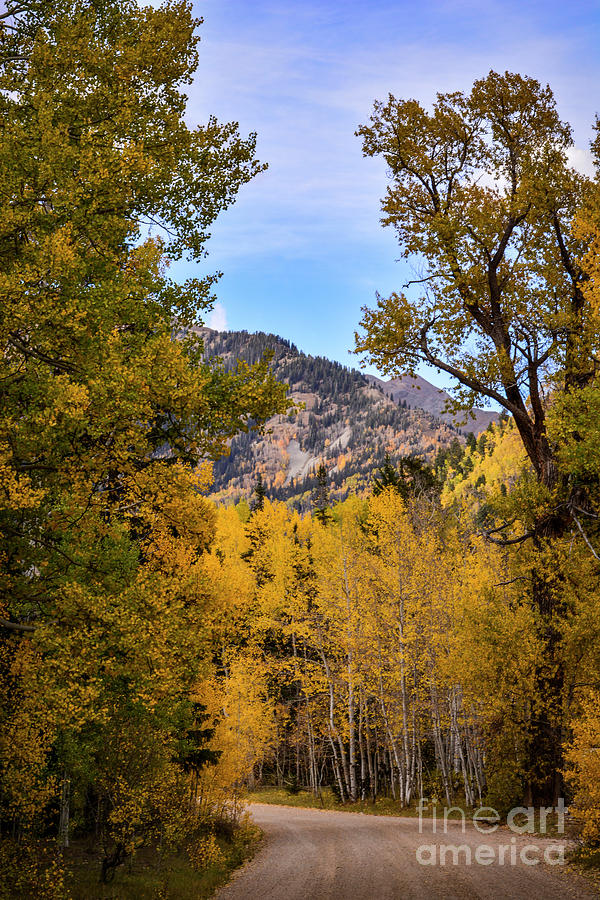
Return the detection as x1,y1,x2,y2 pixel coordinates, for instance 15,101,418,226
0,617,35,632
418,324,525,419
8,333,75,374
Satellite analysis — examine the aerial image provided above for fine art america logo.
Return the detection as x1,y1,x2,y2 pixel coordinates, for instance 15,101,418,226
416,798,567,867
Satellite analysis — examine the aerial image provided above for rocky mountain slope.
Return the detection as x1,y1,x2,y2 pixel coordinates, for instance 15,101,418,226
365,373,497,434
201,329,496,509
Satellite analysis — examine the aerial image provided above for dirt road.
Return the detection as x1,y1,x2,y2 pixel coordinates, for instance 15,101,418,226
216,803,598,900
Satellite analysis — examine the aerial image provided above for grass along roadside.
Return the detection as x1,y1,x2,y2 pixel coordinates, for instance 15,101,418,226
246,787,574,837
63,820,263,899
248,786,434,818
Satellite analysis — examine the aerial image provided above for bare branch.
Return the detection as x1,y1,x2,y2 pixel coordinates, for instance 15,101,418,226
572,511,600,561
493,576,528,587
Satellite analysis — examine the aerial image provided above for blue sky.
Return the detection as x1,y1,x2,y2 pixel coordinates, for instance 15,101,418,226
176,0,599,382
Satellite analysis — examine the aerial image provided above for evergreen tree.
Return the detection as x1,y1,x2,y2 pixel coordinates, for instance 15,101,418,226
251,473,267,513
312,463,332,524
374,454,439,499
372,454,402,496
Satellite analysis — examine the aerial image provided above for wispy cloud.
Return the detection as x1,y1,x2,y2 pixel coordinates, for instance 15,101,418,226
208,302,228,331
187,0,598,268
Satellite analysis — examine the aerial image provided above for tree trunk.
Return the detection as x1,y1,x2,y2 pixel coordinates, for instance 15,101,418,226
58,772,70,850
342,553,358,802
526,536,565,806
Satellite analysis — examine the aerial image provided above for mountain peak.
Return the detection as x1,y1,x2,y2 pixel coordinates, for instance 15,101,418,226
365,373,498,434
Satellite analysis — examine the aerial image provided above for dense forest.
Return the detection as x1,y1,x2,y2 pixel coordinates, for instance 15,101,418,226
209,418,600,827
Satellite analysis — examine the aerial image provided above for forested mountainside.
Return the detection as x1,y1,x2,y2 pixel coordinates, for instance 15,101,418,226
201,329,483,508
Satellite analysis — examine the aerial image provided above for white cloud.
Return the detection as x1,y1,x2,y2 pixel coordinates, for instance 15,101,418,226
566,147,596,177
208,302,228,331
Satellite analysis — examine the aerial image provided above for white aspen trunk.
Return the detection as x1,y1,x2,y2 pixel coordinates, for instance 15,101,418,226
342,552,358,802
450,689,473,807
347,679,357,801
388,743,396,800
318,639,347,801
363,697,376,800
302,643,319,795
397,588,413,809
412,660,423,803
305,704,317,794
414,705,423,803
376,640,403,794
406,704,417,807
330,737,346,803
337,733,351,798
430,680,452,805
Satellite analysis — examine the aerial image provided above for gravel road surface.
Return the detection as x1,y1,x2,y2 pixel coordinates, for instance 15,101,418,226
216,803,598,900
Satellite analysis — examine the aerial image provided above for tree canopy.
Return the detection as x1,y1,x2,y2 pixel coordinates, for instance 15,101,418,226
0,0,288,635
355,71,598,495
0,0,289,888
